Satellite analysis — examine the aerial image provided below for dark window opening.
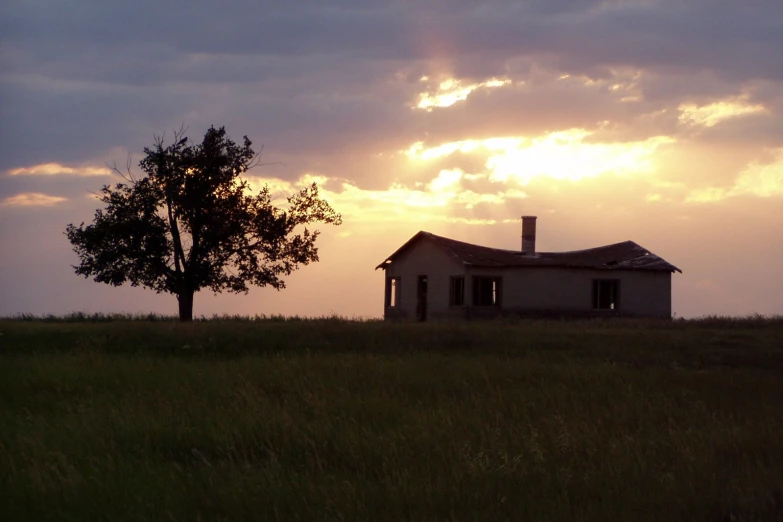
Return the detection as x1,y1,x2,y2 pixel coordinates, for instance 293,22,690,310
473,276,501,306
385,277,400,308
592,279,619,310
449,276,465,306
416,275,428,322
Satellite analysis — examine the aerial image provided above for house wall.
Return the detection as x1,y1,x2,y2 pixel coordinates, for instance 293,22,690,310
382,239,466,320
467,266,672,318
383,241,673,320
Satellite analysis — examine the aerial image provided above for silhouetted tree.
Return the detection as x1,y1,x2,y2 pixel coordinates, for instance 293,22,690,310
66,126,342,321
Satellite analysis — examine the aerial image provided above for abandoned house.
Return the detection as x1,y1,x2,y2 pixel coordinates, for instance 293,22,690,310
376,216,681,320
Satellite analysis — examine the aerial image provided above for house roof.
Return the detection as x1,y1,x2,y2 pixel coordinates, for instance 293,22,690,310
375,231,682,273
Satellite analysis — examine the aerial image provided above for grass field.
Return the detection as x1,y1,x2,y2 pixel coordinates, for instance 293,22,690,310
1,316,782,521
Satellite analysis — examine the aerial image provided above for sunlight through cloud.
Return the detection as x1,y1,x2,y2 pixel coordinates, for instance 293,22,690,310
686,149,783,203
678,96,767,127
1,192,68,207
416,77,511,111
245,168,527,226
406,129,674,185
8,163,112,177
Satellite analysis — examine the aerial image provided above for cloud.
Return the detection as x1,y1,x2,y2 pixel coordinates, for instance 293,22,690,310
246,169,527,227
3,1,781,157
558,70,643,103
678,95,768,128
3,2,782,184
684,187,732,204
8,162,112,176
415,76,512,111
405,128,675,185
1,0,783,320
685,148,783,203
1,192,67,207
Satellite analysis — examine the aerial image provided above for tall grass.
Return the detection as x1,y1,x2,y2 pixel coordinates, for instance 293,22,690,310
1,318,782,521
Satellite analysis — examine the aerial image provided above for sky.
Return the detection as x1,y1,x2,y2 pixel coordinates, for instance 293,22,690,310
1,0,782,318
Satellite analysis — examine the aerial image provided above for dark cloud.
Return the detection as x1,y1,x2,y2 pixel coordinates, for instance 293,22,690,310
3,0,782,173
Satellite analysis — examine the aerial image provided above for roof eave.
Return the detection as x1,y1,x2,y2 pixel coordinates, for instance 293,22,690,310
374,231,429,270
376,232,682,273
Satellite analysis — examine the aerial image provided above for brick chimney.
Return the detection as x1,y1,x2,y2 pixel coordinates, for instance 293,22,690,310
521,216,537,254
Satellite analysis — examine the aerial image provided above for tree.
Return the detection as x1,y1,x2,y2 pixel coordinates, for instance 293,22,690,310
65,126,342,321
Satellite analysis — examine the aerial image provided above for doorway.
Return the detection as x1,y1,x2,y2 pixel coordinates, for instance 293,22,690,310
416,275,428,322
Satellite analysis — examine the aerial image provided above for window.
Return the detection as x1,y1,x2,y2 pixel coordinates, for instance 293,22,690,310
592,279,619,310
416,275,428,322
473,276,501,306
385,277,400,308
449,276,465,306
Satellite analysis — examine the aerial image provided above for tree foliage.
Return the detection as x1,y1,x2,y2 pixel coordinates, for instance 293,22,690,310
66,126,342,320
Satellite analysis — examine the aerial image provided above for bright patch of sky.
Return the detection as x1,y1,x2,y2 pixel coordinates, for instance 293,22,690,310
9,163,112,177
406,129,675,184
686,149,783,202
416,77,511,111
1,192,68,207
678,96,767,127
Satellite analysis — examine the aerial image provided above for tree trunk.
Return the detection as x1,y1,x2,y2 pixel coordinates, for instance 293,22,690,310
177,288,195,322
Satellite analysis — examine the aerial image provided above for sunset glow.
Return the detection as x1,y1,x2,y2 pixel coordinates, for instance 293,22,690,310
2,192,68,207
9,163,112,177
686,149,783,202
406,129,675,184
2,0,782,319
416,77,511,110
248,169,527,220
678,96,767,127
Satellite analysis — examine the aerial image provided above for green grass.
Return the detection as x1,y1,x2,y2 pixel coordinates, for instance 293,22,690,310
1,317,782,521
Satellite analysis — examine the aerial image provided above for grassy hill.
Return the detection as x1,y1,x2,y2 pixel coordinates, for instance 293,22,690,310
1,316,782,521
